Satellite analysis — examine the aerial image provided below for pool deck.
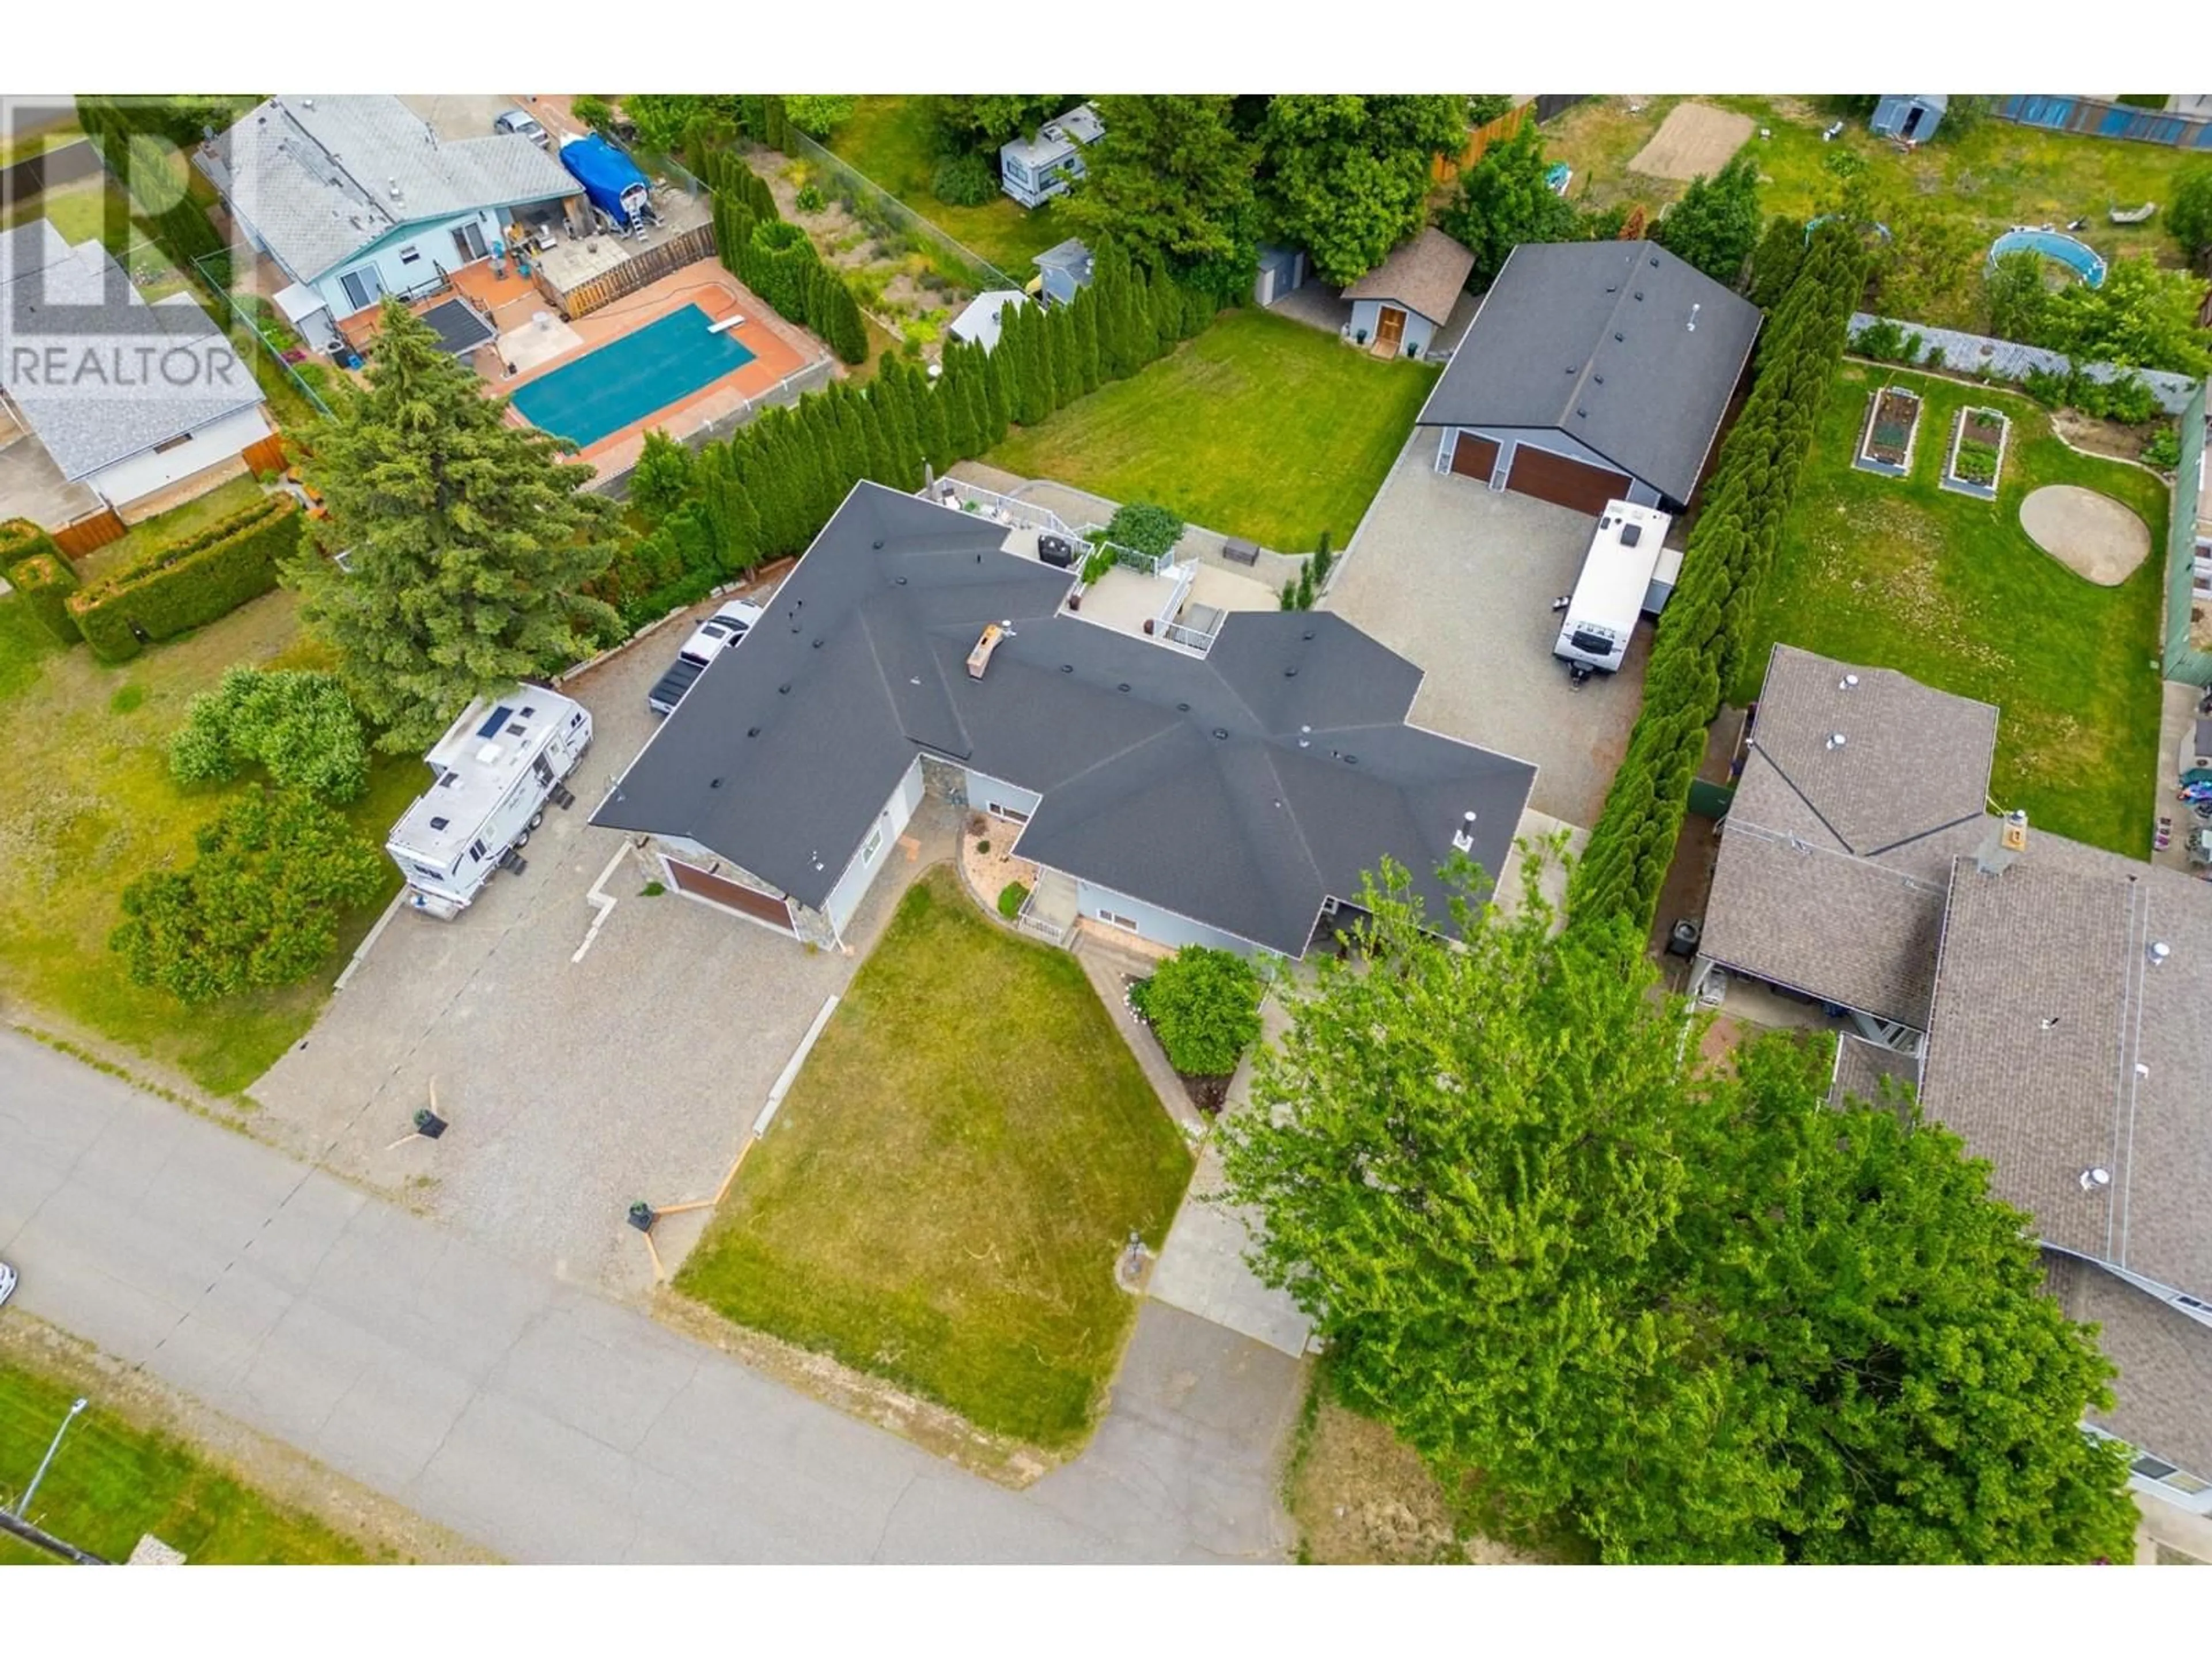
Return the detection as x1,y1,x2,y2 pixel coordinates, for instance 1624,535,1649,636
487,261,825,481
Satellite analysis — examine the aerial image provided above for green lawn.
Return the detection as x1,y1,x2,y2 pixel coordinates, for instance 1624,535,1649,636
986,308,1439,552
823,96,1070,278
1734,362,2166,854
0,1355,373,1563
78,475,271,585
675,868,1194,1449
0,589,418,1095
1546,96,2208,328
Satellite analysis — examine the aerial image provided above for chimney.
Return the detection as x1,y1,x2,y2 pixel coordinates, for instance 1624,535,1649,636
965,622,1006,680
1974,809,2029,877
1451,810,1478,854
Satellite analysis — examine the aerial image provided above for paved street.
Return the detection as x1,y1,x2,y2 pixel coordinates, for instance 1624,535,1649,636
0,1029,1297,1562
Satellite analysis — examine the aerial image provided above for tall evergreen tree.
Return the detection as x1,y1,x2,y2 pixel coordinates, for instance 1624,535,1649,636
288,298,616,752
1255,94,1466,286
1073,288,1103,395
1654,153,1764,286
1057,94,1257,294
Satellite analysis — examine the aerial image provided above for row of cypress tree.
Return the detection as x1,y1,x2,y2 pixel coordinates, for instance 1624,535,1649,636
590,238,1215,623
697,148,869,364
1566,224,1868,935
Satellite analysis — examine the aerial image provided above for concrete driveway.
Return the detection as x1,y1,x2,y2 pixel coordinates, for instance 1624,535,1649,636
248,597,907,1301
1325,434,1652,828
399,94,580,146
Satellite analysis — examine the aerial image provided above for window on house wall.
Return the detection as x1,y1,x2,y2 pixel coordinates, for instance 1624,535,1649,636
399,244,421,266
338,266,384,311
1098,909,1138,932
987,801,1030,824
862,825,885,865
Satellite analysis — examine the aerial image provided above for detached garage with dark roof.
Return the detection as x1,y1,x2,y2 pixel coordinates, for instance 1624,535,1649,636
1415,240,1761,515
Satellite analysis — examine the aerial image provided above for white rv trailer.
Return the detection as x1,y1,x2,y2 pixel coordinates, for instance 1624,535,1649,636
1554,500,1675,680
387,688,593,919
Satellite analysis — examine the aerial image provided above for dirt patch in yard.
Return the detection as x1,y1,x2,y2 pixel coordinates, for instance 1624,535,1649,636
1628,102,1755,181
2020,484,2153,585
1287,1395,1546,1565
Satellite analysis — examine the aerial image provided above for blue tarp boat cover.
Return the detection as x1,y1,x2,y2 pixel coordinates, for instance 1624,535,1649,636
560,135,651,227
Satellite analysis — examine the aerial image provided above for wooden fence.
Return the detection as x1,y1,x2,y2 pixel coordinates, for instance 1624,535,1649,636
52,508,126,560
551,224,717,318
241,432,289,475
1431,103,1533,185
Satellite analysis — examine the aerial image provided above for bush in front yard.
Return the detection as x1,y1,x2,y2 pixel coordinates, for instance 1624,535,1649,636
998,880,1028,919
931,151,997,208
109,786,386,1004
67,495,300,662
169,666,370,803
1132,945,1263,1077
7,541,82,647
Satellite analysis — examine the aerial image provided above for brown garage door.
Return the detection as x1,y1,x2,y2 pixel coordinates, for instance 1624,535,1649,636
665,857,794,931
1448,430,1499,481
1505,444,1633,516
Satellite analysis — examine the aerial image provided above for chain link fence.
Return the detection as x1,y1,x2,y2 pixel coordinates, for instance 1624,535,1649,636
778,128,1021,298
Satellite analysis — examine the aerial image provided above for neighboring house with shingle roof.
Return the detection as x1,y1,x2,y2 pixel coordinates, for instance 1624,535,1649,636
1341,227,1475,361
594,482,1537,960
0,218,272,523
1699,643,1999,1033
1415,240,1761,515
1715,642,2212,1516
197,95,582,339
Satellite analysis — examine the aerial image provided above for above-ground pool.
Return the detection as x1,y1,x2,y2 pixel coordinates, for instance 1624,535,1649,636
509,304,756,448
1987,228,2107,288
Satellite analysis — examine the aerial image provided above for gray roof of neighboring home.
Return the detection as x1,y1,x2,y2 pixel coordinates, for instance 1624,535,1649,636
0,218,265,481
594,484,1537,954
1035,238,1093,275
1828,1033,1922,1110
1415,240,1762,502
1921,843,2212,1301
1699,645,2000,1028
1342,227,1476,327
199,94,581,284
948,290,1027,353
2044,1250,2212,1482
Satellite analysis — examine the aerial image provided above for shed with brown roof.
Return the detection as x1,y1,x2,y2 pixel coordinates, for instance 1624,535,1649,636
1341,228,1474,361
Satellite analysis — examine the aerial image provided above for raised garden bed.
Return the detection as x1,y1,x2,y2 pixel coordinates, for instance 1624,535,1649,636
1941,405,2009,500
1854,385,1923,478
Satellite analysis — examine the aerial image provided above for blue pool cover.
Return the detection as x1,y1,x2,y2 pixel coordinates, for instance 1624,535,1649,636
510,305,756,448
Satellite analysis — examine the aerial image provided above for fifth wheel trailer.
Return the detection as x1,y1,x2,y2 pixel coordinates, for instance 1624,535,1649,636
1554,501,1676,681
387,688,592,918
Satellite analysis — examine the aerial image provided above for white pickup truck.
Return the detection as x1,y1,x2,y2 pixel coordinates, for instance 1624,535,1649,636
647,598,764,717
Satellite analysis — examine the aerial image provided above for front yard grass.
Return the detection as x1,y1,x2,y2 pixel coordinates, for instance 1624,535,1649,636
0,1353,372,1563
1733,362,2166,855
824,96,1069,277
986,307,1439,552
77,474,270,584
674,867,1193,1450
0,588,416,1096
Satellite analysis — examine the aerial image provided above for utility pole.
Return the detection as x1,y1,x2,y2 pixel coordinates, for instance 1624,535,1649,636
21,1395,88,1515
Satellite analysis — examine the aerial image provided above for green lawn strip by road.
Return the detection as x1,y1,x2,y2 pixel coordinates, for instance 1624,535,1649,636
1734,362,2165,855
675,868,1194,1449
0,589,418,1096
987,307,1439,553
821,96,1070,276
0,1357,372,1564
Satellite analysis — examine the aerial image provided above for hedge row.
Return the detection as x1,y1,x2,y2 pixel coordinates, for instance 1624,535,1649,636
1567,225,1868,937
10,551,82,647
590,239,1213,620
67,495,301,662
74,97,226,265
698,148,869,363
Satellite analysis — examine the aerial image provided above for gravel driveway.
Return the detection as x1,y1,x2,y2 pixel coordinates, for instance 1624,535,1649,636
1325,436,1653,828
248,598,923,1301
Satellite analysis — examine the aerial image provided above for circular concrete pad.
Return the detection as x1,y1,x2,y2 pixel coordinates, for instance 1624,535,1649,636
2019,485,2151,586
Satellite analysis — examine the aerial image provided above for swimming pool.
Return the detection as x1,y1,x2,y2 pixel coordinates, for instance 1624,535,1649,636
509,304,756,448
1987,228,2107,288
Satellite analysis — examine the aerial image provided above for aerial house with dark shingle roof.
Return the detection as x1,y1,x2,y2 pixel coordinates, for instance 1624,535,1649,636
593,482,1537,960
1415,240,1760,516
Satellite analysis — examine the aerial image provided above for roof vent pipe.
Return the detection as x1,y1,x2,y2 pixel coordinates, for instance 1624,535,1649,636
1824,732,1847,751
1452,810,1478,854
1688,302,1700,332
1839,673,1859,690
2149,941,2171,966
2080,1166,2112,1192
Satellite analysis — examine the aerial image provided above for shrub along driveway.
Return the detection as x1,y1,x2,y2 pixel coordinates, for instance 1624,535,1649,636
985,308,1440,555
1734,362,2166,855
674,867,1195,1451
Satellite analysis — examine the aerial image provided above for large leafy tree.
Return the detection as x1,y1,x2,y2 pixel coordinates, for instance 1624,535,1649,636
1131,946,1262,1077
169,666,370,804
1058,94,1256,292
1439,120,1582,287
287,297,618,752
2169,163,2212,267
1256,95,1467,286
2039,254,2212,377
111,787,386,1003
930,94,1069,154
1219,857,2138,1563
1653,151,1762,285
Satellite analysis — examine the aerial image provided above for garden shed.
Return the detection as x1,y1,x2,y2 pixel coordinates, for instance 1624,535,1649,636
1869,95,1946,143
1340,228,1473,360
